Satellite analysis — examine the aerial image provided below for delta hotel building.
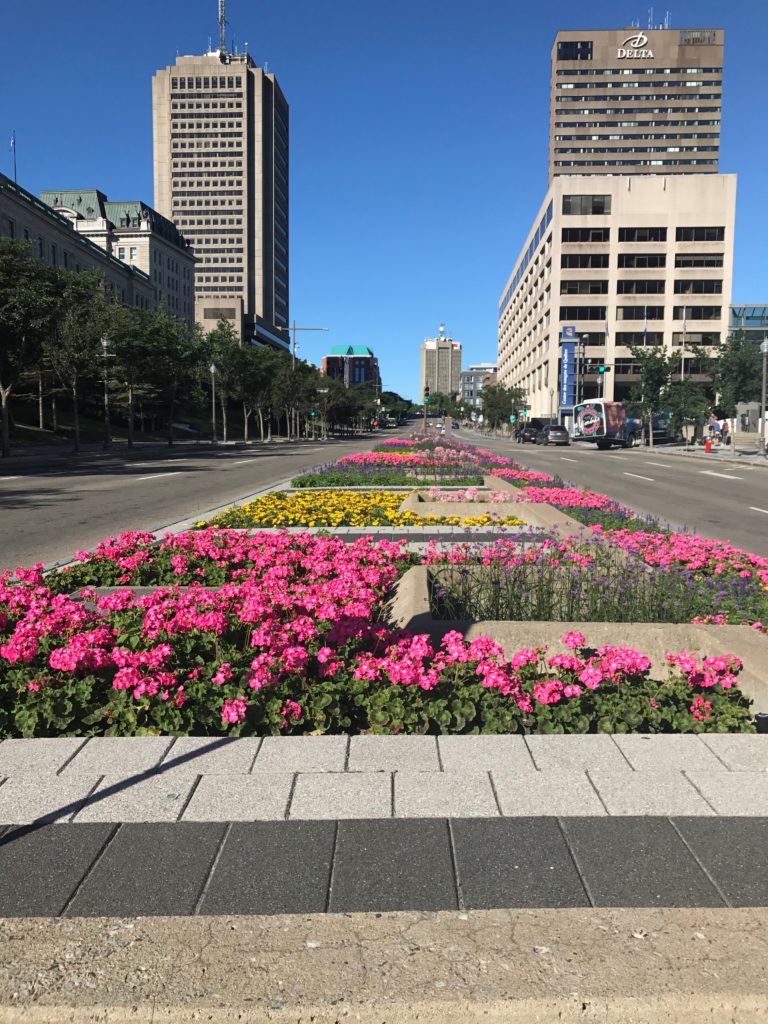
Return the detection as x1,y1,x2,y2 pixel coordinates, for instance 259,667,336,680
497,27,735,417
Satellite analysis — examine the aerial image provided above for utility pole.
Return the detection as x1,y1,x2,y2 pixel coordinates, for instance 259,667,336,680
275,321,329,439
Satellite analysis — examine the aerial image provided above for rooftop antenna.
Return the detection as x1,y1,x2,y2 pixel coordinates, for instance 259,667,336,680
648,7,653,29
218,0,227,54
664,10,671,28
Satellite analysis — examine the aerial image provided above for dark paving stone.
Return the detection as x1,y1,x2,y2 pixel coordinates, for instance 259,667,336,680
65,823,226,917
199,821,335,915
0,824,114,916
452,818,590,909
330,819,458,913
561,817,725,908
674,818,768,907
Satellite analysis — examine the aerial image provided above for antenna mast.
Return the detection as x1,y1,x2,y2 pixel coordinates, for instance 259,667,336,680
218,0,227,54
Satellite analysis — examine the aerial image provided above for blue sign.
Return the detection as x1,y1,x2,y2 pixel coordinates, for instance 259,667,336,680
561,325,576,341
560,340,575,409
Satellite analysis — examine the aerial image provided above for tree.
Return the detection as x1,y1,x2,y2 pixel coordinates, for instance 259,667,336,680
142,309,202,445
107,305,159,447
0,240,61,457
712,330,762,416
627,344,675,448
45,269,107,454
663,378,710,440
204,319,242,442
481,383,527,431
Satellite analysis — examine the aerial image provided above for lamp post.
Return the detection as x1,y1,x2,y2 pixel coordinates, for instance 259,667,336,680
760,336,768,457
579,335,588,405
209,363,217,444
274,322,329,439
101,336,113,450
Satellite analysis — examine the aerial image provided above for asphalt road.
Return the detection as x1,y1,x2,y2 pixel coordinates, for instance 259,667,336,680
461,430,768,556
0,434,407,571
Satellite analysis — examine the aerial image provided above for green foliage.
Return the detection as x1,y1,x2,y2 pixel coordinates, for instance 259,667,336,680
481,383,527,430
712,330,763,415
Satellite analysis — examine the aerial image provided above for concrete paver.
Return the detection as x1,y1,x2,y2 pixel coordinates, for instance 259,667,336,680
159,737,261,774
589,770,716,816
492,768,607,816
613,734,724,772
394,771,499,817
348,735,439,772
437,735,536,772
73,774,197,822
289,772,391,819
62,737,174,777
253,735,348,773
181,773,294,821
699,734,768,772
683,771,768,816
0,738,86,775
525,734,630,772
0,774,100,823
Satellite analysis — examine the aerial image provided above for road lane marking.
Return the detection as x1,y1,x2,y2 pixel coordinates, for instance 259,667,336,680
623,472,655,482
135,472,182,481
700,470,743,481
560,457,578,463
749,506,768,515
0,476,20,481
125,459,187,468
645,461,674,469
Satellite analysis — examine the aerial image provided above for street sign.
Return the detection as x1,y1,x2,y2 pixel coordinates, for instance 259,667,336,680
560,340,576,409
561,325,576,341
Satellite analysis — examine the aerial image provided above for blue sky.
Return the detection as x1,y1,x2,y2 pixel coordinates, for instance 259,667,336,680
2,0,765,400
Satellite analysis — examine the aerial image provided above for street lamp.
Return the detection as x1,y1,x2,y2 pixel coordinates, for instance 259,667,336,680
579,335,588,405
209,363,217,444
101,336,113,451
760,335,768,457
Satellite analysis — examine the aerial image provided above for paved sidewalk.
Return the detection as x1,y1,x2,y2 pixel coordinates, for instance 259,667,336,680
1,736,768,917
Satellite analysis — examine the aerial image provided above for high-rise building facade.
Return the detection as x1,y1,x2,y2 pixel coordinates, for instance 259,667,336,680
152,46,289,349
460,363,498,410
550,28,723,182
420,331,462,398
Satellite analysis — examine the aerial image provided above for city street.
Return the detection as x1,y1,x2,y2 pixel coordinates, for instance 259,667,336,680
459,430,768,556
0,434,401,570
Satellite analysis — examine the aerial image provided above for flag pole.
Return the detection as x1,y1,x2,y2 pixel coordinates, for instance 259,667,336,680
11,130,17,183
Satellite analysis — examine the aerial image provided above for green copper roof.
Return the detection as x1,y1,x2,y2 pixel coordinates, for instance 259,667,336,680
39,189,108,220
39,192,189,250
329,345,376,357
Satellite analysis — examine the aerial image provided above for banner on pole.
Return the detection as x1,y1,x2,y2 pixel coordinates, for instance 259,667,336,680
560,340,576,409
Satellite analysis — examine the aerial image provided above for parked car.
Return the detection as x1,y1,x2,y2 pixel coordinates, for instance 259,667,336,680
535,424,570,446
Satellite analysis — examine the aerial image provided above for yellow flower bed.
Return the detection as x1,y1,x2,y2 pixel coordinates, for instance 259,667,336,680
207,490,525,529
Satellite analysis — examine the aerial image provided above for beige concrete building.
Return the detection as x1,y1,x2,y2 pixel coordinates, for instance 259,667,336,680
497,174,736,418
152,48,289,349
551,28,723,181
420,330,462,398
0,173,155,310
39,190,196,328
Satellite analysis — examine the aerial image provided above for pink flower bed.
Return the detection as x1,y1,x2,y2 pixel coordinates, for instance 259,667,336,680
514,486,630,513
426,487,513,503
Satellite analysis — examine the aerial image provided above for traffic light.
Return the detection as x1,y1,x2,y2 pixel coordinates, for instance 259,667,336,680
424,385,430,405
309,408,317,418
598,365,612,375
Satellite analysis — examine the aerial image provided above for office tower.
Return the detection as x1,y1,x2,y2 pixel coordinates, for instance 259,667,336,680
152,5,289,348
420,328,462,398
550,28,723,182
460,363,498,411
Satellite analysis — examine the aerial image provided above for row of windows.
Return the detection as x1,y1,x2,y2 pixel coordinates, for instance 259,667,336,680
559,305,723,321
556,66,721,76
172,132,242,139
555,158,718,167
173,160,243,168
561,227,725,243
555,119,720,129
562,194,612,215
499,202,554,313
558,93,720,104
557,79,721,90
556,145,717,155
555,132,719,141
560,280,722,296
556,106,720,116
171,76,242,89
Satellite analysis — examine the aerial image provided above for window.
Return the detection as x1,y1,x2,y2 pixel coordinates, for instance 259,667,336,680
561,227,610,242
673,306,721,320
50,244,57,266
616,331,664,347
618,227,667,242
618,306,664,320
561,253,609,268
558,306,607,321
680,29,716,45
617,280,665,294
618,253,666,268
557,40,593,61
560,280,608,294
129,247,138,261
562,194,611,215
672,331,721,345
676,226,724,242
674,279,722,294
675,253,723,268
118,247,125,260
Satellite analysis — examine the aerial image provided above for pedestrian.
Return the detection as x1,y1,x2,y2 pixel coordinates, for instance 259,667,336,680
707,413,718,438
721,419,730,445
